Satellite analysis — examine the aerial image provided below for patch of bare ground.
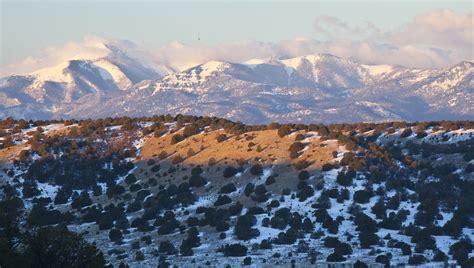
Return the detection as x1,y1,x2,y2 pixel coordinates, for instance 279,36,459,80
0,143,28,164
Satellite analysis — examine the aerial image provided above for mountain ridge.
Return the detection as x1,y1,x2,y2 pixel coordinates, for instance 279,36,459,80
1,49,472,123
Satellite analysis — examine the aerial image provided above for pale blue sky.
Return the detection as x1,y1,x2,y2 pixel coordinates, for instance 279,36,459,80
0,1,472,66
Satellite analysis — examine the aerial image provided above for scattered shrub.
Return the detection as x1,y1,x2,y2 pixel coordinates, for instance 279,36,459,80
223,166,238,178
216,134,228,143
214,195,232,206
222,244,247,257
277,126,292,138
289,142,305,159
298,170,310,180
250,164,263,176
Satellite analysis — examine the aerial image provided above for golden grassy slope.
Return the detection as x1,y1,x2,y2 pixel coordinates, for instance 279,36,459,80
135,129,344,208
141,129,341,169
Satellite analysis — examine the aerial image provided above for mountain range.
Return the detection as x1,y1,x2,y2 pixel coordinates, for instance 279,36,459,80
1,42,472,123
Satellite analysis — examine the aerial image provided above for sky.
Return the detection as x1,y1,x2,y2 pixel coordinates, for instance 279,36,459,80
0,1,472,76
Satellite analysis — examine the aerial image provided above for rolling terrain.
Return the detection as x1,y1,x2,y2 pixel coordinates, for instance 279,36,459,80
1,116,473,267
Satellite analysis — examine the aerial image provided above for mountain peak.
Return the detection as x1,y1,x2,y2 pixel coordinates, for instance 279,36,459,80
196,60,231,74
454,60,473,69
288,53,346,63
31,61,75,83
1,51,472,122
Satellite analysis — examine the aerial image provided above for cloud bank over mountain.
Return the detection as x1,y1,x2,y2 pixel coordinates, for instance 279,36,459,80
312,9,473,68
1,9,472,77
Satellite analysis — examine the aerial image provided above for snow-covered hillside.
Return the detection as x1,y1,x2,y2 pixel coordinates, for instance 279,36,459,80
1,117,473,267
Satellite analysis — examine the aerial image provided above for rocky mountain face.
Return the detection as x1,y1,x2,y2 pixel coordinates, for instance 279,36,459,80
1,46,472,123
1,116,473,267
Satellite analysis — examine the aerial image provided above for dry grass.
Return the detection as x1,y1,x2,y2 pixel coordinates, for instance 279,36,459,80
0,143,28,163
135,129,344,207
141,129,340,169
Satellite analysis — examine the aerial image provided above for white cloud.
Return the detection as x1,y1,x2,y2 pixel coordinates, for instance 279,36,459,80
1,9,472,77
1,36,110,76
313,15,381,40
309,9,473,68
386,9,473,63
149,40,278,72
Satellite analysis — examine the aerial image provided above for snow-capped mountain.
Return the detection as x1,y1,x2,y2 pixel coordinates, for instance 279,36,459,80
150,54,409,92
0,42,167,119
1,52,472,123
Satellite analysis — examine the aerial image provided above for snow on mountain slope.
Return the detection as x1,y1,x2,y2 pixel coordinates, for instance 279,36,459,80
279,54,366,88
244,58,267,68
1,52,472,123
153,61,233,93
414,61,473,115
152,54,402,93
92,59,134,89
361,64,394,76
0,42,166,119
425,61,473,91
32,62,75,84
84,55,472,124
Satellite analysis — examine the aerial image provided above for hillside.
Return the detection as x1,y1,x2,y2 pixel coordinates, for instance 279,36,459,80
1,116,474,267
